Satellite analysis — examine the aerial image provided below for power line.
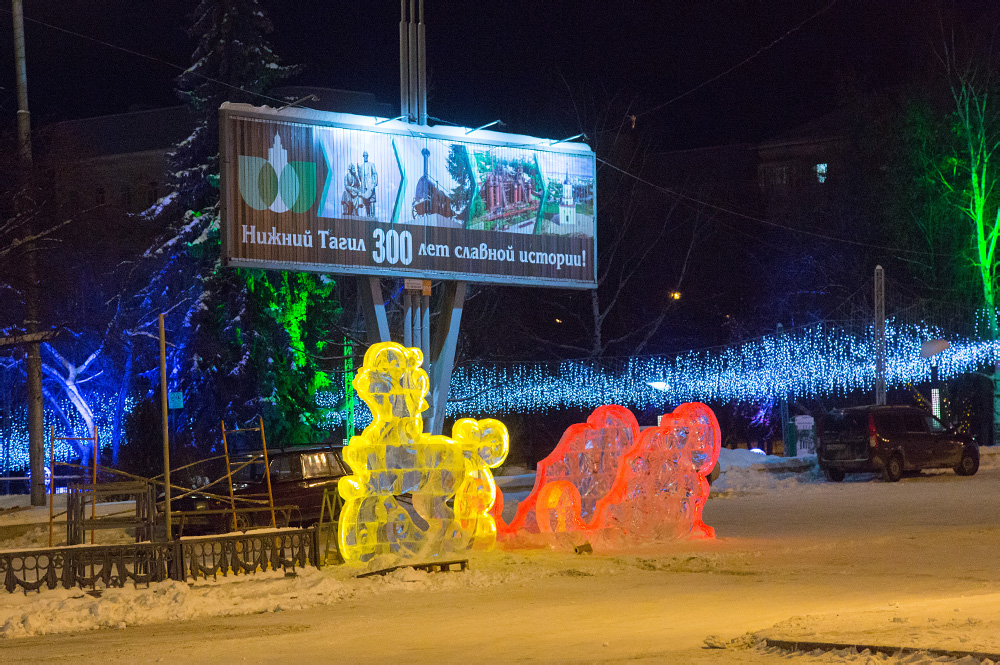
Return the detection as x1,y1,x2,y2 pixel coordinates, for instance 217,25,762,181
596,156,936,256
0,7,290,109
621,0,839,130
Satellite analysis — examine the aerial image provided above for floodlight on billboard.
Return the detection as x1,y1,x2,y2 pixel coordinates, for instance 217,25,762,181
219,103,597,288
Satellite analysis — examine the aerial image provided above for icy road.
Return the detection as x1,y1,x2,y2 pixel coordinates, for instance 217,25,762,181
3,459,1000,663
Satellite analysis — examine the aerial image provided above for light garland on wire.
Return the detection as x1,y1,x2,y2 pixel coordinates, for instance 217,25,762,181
319,321,1000,421
0,393,133,474
6,322,994,474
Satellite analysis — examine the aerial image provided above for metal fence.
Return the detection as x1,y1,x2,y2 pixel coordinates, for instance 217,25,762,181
0,527,320,594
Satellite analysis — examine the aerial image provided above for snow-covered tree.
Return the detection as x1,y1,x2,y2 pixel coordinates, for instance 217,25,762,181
124,0,339,455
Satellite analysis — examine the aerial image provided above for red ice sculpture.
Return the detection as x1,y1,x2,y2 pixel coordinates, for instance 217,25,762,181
494,402,721,542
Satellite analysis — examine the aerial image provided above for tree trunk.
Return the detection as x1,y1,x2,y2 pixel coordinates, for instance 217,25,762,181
110,349,132,464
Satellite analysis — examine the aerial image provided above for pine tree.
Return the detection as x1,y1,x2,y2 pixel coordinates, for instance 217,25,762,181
125,0,340,456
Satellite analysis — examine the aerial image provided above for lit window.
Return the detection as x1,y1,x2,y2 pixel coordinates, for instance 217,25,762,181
815,163,827,183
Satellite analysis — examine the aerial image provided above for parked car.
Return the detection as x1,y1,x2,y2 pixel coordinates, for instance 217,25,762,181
817,405,979,482
170,445,349,535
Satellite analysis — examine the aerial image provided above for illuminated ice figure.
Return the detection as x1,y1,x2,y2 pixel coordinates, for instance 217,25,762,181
497,405,639,534
493,402,721,543
601,403,721,539
337,342,508,564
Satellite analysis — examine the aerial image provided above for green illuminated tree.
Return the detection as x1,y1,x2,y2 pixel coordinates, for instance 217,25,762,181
907,18,1000,441
936,68,1000,336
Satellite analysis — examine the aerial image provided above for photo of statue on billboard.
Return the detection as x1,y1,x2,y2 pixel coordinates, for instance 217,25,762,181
341,150,379,219
359,150,378,216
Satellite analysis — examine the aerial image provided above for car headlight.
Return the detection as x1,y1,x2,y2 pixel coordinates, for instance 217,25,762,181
194,501,208,511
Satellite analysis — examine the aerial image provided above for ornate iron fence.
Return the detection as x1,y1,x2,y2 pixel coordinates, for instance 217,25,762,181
0,526,320,594
181,528,317,580
0,541,179,594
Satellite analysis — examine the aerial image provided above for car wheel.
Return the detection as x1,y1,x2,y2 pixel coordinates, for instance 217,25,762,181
883,454,904,482
955,449,980,476
234,513,252,532
824,467,846,482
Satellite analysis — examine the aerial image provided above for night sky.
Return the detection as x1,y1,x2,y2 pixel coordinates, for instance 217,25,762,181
2,1,994,149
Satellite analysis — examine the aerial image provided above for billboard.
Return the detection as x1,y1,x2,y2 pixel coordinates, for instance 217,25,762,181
219,103,597,288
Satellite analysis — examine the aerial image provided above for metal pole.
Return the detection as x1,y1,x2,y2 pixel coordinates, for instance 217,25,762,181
48,424,54,547
220,421,238,531
344,337,355,442
413,295,422,350
408,0,418,121
421,292,431,365
930,362,942,420
159,314,172,539
90,428,97,544
428,281,465,435
874,265,886,406
404,292,413,347
417,0,427,125
359,276,391,344
399,0,409,120
12,0,45,508
258,416,276,528
11,0,31,163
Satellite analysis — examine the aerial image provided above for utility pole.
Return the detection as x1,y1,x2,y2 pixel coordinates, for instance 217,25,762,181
874,265,886,406
159,314,172,540
11,0,46,506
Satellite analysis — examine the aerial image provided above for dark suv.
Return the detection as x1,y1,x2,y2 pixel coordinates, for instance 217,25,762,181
817,405,979,482
172,445,348,534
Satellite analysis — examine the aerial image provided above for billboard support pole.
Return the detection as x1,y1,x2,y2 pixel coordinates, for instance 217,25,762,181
415,296,423,350
398,0,409,120
359,277,391,345
403,292,413,347
407,0,418,123
417,0,427,125
427,281,465,435
421,292,430,363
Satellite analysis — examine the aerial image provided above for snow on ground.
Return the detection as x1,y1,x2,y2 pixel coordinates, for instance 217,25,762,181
0,560,514,640
1,494,136,549
2,449,1000,663
0,495,134,526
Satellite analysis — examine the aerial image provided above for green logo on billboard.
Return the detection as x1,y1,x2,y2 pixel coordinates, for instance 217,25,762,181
238,133,317,213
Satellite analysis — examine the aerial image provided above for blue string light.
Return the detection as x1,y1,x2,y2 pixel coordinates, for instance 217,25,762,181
320,321,1000,420
4,321,996,474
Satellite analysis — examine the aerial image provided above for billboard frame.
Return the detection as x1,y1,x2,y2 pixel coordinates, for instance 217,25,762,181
219,102,598,289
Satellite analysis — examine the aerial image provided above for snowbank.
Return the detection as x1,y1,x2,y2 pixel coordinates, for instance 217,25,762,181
0,553,515,640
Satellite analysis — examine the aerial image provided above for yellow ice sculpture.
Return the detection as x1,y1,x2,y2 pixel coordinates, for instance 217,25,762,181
337,342,508,564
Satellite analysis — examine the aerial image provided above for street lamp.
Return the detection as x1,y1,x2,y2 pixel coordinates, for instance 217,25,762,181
920,339,950,420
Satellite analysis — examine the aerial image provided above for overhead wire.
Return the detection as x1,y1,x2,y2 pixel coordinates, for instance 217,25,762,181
596,156,936,256
0,7,291,109
618,0,839,130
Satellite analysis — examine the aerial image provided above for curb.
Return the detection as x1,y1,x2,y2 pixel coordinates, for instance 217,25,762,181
764,637,1000,662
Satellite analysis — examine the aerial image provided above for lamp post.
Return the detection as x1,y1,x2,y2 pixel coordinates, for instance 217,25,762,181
920,339,950,421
